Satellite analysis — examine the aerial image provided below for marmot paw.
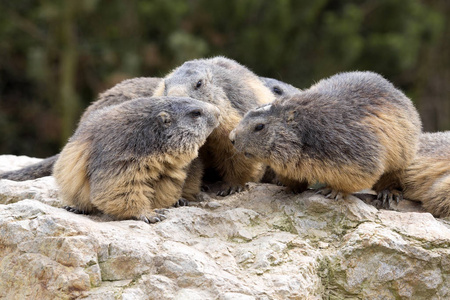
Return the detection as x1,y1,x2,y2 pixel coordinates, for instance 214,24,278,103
174,198,189,207
316,188,346,201
138,209,168,224
376,189,403,209
216,184,246,197
63,206,90,215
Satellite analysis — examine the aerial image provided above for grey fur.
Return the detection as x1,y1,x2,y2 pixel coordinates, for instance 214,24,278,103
403,131,450,217
161,57,273,116
158,56,274,194
230,71,422,196
0,77,162,181
78,97,219,168
0,154,59,180
416,131,450,157
80,77,162,125
54,96,220,221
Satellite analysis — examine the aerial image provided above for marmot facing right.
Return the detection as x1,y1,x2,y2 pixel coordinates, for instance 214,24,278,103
229,71,422,200
53,96,220,223
403,131,450,217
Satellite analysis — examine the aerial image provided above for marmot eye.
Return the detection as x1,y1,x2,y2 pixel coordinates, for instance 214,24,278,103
273,87,283,95
254,124,265,131
195,80,203,89
190,109,202,117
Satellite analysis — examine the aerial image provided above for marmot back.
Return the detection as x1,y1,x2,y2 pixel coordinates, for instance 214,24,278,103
79,77,162,124
153,56,276,195
230,71,422,200
53,96,220,223
403,131,450,217
0,77,162,181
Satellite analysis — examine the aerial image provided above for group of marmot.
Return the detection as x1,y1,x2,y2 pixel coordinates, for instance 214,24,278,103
1,57,448,221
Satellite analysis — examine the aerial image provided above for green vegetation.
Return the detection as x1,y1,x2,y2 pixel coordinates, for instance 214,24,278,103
0,0,448,157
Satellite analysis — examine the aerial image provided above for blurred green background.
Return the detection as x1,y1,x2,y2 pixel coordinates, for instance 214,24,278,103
0,0,449,157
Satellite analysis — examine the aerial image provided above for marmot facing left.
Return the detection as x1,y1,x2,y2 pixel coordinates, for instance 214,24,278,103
403,131,450,217
153,56,275,195
53,96,220,223
229,71,422,200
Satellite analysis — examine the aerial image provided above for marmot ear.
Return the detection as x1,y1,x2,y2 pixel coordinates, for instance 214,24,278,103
157,111,172,125
287,110,297,122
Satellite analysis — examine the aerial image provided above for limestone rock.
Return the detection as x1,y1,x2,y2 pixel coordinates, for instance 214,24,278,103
0,155,42,173
0,155,449,299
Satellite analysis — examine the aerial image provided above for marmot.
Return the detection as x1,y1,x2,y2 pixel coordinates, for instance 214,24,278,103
153,56,275,195
403,131,450,217
259,77,301,98
258,77,301,184
54,96,220,223
0,77,162,181
229,71,422,200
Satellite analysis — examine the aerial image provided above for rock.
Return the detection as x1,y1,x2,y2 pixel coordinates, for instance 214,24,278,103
0,155,42,173
0,154,449,299
0,177,59,207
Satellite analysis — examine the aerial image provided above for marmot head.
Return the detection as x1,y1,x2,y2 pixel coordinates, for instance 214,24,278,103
259,77,301,98
84,97,221,159
153,56,274,116
229,99,301,165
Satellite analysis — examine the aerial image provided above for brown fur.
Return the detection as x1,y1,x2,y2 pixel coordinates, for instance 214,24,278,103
54,142,93,212
54,97,220,222
181,157,204,202
230,71,422,200
153,57,275,195
403,131,450,217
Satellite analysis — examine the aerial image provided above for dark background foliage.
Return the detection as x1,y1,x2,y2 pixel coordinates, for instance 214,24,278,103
0,0,448,157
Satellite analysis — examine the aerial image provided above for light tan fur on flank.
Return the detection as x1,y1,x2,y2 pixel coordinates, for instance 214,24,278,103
53,96,220,223
366,105,420,194
403,131,450,217
53,141,93,212
269,157,379,197
230,71,422,203
88,152,193,220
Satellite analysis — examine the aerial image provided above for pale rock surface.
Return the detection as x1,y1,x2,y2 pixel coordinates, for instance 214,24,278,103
0,155,449,299
0,155,42,173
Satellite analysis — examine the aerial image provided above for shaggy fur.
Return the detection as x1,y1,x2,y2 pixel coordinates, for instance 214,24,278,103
403,131,450,217
230,71,422,200
153,56,276,195
53,97,220,223
0,77,162,181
